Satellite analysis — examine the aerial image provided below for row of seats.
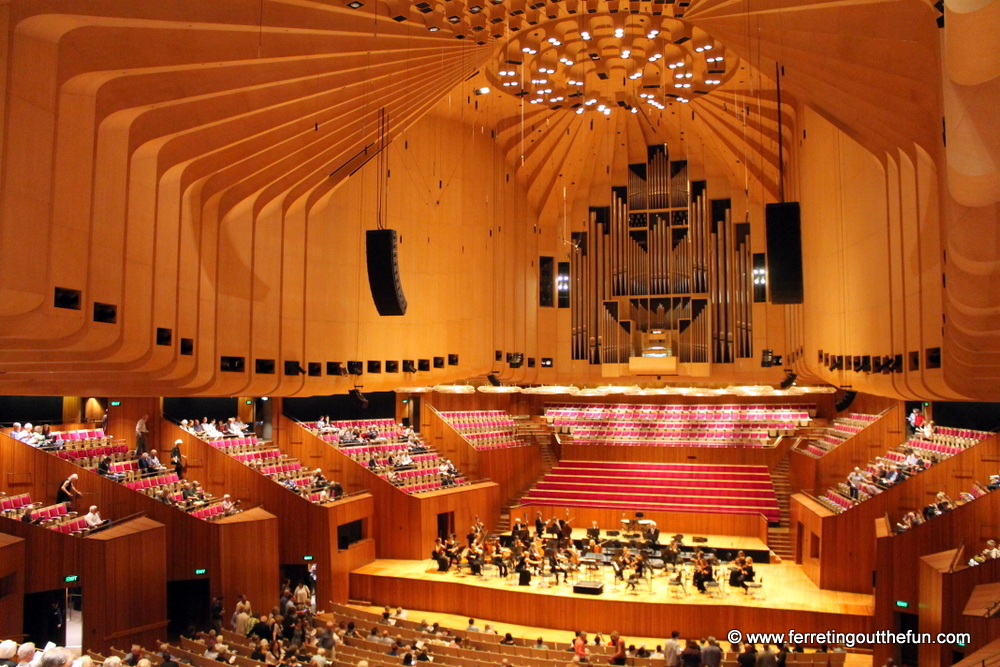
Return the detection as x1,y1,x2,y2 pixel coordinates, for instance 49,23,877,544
186,421,336,506
817,429,994,514
302,419,468,495
799,413,880,458
545,403,813,420
438,409,523,450
0,494,92,536
522,461,780,522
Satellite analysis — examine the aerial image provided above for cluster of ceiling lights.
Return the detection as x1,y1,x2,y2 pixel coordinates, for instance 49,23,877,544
487,13,732,115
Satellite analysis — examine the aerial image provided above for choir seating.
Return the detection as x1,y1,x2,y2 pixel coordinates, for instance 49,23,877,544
438,409,527,450
523,460,781,522
544,403,814,448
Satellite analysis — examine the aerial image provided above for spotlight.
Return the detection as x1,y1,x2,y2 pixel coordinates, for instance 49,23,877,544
346,0,364,7
474,86,490,95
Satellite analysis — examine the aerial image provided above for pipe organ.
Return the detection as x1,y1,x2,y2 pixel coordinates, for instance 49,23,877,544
570,145,754,374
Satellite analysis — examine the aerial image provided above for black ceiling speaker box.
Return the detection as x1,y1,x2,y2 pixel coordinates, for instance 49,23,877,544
835,390,857,412
385,360,399,373
765,202,804,304
366,229,407,316
367,360,381,373
418,359,431,372
284,360,305,376
402,359,416,373
488,374,502,386
509,352,524,368
573,581,604,595
327,361,349,376
433,356,445,368
779,371,797,390
347,361,364,375
350,388,369,410
761,349,774,368
448,354,459,366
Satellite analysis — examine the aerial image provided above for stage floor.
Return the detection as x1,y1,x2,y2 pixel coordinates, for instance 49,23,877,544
349,559,874,640
353,558,871,614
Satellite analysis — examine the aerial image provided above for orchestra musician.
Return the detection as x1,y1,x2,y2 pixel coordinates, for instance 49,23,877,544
729,550,747,587
445,533,462,567
525,540,544,573
547,548,568,584
611,548,632,581
565,545,581,575
486,537,510,577
739,557,756,593
692,552,714,593
431,538,449,572
466,541,484,576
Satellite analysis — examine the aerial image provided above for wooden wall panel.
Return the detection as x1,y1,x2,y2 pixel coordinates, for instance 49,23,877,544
213,508,280,617
0,517,82,593
811,403,906,494
81,517,169,654
106,397,162,453
421,404,542,513
349,569,873,640
789,494,834,587
0,533,25,639
559,439,794,471
0,432,279,598
794,433,1000,593
514,503,770,543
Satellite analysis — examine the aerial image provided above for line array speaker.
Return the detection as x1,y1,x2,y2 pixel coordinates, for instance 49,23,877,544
366,229,407,316
765,202,804,304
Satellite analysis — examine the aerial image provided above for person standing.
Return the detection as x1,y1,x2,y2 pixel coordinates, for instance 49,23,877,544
56,474,83,507
702,638,722,667
170,439,186,479
136,415,150,455
664,631,682,667
609,632,627,666
210,596,225,634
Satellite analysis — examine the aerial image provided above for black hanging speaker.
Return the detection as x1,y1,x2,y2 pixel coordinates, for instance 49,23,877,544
366,229,407,316
835,390,857,412
765,202,804,304
350,388,369,410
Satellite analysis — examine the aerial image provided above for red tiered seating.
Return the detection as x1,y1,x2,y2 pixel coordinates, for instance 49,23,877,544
546,402,813,448
438,409,526,450
522,460,781,522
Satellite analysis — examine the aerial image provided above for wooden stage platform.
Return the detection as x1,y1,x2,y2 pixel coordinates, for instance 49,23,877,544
505,527,773,561
350,559,874,640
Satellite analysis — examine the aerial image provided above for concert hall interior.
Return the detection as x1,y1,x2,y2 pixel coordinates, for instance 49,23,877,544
1,2,1000,667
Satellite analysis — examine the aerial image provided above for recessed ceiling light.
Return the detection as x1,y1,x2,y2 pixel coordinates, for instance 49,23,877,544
346,1,363,8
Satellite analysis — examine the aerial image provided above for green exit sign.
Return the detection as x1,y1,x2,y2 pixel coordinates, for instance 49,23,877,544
246,400,253,405
110,401,122,407
195,568,207,575
64,575,79,584
895,600,910,608
303,555,314,561
402,399,408,404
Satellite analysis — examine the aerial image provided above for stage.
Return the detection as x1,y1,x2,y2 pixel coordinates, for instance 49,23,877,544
350,558,874,640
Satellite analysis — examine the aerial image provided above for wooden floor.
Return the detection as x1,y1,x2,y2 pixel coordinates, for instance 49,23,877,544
350,558,874,641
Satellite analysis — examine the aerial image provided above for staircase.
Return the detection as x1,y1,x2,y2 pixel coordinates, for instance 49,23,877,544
494,421,557,534
767,456,795,562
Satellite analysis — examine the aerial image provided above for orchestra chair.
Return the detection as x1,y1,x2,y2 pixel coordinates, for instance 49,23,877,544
746,576,765,600
667,570,687,598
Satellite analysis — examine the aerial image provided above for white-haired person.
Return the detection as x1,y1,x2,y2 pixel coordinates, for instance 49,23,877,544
0,640,18,667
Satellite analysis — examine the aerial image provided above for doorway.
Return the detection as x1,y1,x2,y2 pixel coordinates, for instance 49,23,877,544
23,589,69,648
167,579,211,637
437,511,454,541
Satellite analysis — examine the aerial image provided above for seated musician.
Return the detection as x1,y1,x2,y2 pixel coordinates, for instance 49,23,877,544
431,538,449,572
611,549,631,581
547,549,568,584
466,542,484,576
524,541,544,573
444,534,462,567
564,545,581,574
485,538,510,577
739,557,756,592
692,554,713,593
729,550,747,587
625,553,648,590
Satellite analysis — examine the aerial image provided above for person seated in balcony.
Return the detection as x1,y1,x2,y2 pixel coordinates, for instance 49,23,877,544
311,468,329,489
367,454,382,472
222,494,239,515
226,418,243,436
180,419,194,433
339,429,359,445
138,452,156,478
148,450,167,473
97,456,125,482
395,452,414,469
935,491,954,513
191,419,204,434
21,508,42,525
9,422,26,441
988,474,1000,491
919,421,936,439
896,511,922,533
330,480,344,499
84,505,109,530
